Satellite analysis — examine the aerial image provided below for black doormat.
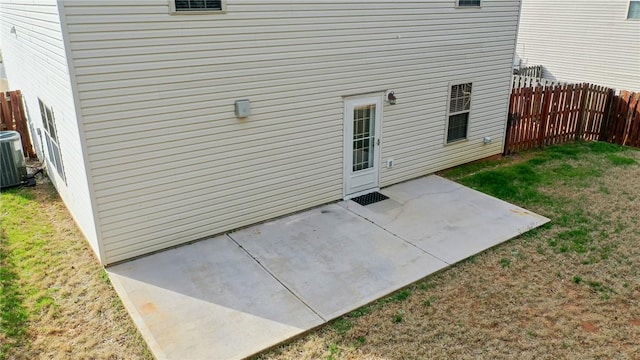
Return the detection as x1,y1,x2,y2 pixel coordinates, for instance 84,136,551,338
351,192,389,206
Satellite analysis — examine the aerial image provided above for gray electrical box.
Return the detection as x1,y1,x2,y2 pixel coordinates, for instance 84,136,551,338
234,99,251,118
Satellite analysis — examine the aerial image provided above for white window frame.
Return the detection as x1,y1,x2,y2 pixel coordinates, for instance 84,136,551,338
169,0,227,14
456,0,481,8
38,99,66,180
628,1,640,19
445,82,473,144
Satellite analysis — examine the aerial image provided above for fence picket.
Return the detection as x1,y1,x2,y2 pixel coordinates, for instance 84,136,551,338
0,92,11,130
568,84,582,142
3,90,35,157
624,93,640,147
520,88,527,152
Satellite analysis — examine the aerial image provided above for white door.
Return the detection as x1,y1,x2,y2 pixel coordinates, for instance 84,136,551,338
344,96,383,198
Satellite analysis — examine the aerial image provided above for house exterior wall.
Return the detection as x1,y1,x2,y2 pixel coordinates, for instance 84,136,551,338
62,0,520,264
517,0,640,91
0,0,103,262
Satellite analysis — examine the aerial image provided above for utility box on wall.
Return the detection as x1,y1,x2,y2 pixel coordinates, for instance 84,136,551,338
235,99,251,118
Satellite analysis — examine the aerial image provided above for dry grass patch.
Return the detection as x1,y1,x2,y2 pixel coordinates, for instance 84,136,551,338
0,181,152,360
259,142,640,360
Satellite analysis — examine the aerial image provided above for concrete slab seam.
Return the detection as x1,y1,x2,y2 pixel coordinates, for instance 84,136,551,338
343,201,452,265
225,233,328,322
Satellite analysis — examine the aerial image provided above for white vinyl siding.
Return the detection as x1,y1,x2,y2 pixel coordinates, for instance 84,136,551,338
62,0,519,264
517,0,640,91
0,1,102,261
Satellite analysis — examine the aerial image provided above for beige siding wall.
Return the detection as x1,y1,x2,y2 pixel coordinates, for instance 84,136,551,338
517,0,640,91
0,1,102,261
63,0,519,264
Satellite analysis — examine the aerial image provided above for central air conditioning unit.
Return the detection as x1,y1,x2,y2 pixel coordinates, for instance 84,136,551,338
0,131,28,188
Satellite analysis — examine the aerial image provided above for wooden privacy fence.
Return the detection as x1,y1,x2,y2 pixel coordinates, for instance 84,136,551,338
601,90,640,148
504,83,640,154
0,90,35,158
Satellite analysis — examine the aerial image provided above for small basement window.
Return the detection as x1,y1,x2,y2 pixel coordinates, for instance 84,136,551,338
171,0,226,13
628,1,640,19
457,0,481,7
446,83,473,143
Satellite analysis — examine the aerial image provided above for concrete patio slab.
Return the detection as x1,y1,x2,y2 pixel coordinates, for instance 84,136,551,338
108,236,323,360
229,203,449,320
341,176,550,264
108,175,549,360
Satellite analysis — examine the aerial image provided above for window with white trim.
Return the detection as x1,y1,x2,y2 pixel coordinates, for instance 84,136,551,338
446,83,472,143
38,99,65,180
457,0,481,7
628,1,640,19
172,0,225,12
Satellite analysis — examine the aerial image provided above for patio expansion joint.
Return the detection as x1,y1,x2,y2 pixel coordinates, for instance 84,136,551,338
344,203,452,266
224,233,328,322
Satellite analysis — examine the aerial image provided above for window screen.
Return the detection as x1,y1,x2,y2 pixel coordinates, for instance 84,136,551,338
38,99,65,180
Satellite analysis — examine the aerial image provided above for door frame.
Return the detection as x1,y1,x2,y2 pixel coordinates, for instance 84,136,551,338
343,95,383,199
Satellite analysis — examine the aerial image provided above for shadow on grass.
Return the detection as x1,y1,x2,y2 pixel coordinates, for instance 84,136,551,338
0,227,29,360
0,186,37,200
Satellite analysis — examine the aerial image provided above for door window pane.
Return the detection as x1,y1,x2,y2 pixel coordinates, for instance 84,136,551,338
353,105,375,171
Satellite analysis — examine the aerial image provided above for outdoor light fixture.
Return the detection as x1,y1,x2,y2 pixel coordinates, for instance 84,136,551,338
387,91,397,105
10,26,16,35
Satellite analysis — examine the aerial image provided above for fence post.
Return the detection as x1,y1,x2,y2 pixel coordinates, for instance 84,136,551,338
4,90,36,158
629,93,640,147
610,91,630,145
504,113,512,155
0,91,11,130
622,92,640,146
575,83,589,140
503,88,516,155
538,87,551,147
599,88,616,142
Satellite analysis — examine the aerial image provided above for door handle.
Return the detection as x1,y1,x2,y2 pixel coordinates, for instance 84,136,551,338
377,138,380,146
